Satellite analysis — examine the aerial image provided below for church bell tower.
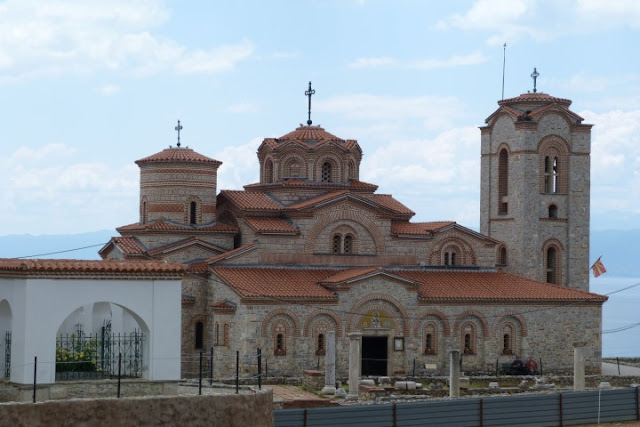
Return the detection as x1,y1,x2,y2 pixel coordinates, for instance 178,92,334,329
479,70,592,291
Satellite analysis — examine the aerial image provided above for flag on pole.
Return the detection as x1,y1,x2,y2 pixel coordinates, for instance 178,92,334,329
590,256,607,278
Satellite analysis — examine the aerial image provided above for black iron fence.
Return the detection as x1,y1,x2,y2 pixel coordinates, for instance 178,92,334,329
55,328,144,380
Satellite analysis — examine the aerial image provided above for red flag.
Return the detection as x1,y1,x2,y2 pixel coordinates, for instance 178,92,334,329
590,257,607,278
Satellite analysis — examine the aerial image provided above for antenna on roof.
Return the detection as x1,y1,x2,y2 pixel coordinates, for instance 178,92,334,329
501,43,507,100
305,81,315,126
175,120,183,147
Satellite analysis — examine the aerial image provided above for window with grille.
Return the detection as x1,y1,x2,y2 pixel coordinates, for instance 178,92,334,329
332,235,341,254
321,162,332,182
343,235,353,254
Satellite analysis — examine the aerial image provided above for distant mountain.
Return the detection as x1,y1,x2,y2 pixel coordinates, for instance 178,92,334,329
0,230,114,260
590,229,640,278
0,229,637,276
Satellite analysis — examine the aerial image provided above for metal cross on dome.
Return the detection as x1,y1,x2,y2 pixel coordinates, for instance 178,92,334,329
175,120,183,147
305,81,315,126
531,67,540,93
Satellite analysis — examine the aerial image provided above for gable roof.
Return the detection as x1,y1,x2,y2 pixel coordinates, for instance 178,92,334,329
391,221,455,236
205,241,260,265
147,237,226,257
117,219,237,234
244,217,298,234
219,190,283,211
99,236,147,258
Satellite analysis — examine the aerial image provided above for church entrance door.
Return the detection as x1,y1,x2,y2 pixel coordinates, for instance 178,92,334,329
361,336,387,376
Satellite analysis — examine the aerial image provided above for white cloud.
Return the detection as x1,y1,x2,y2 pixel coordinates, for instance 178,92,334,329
215,137,262,190
437,0,640,45
347,51,486,70
0,0,254,79
316,94,465,131
0,143,139,235
99,84,120,96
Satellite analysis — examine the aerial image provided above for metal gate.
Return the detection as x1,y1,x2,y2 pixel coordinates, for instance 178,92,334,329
4,331,10,379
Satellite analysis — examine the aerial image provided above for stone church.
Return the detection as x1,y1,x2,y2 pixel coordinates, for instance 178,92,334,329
99,88,606,377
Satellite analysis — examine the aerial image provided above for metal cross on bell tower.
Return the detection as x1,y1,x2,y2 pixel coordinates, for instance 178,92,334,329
305,81,315,126
175,120,183,147
531,67,540,93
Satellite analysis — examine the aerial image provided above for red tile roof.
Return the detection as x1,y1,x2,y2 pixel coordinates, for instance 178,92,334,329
112,236,147,255
205,242,259,264
278,126,344,144
285,191,349,210
373,195,415,215
219,191,283,211
391,221,455,236
396,270,606,302
147,237,226,256
245,217,298,234
136,147,221,165
209,266,606,303
210,301,237,312
243,179,378,191
212,267,337,300
117,219,237,234
0,258,184,275
499,92,572,106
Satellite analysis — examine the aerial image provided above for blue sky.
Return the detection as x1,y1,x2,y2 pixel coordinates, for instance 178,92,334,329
0,0,639,236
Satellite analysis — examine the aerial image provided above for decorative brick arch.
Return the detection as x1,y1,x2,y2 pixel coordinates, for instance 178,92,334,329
542,237,564,285
184,196,203,224
261,309,301,337
303,309,343,338
314,152,343,182
281,153,307,179
346,294,409,336
428,236,476,266
492,311,528,337
538,135,570,194
190,314,207,326
413,310,451,337
453,310,489,338
305,209,386,255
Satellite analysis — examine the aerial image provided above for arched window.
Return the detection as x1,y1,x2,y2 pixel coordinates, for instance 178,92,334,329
426,334,433,352
503,333,511,354
548,204,558,218
498,148,509,214
546,246,557,284
316,333,325,355
189,201,197,225
264,160,274,183
544,156,559,193
141,198,148,224
423,323,438,355
332,235,341,254
445,252,456,266
215,323,220,346
321,162,332,182
348,161,355,179
464,333,472,354
499,246,507,266
462,322,476,355
195,321,203,349
274,322,287,356
343,235,353,254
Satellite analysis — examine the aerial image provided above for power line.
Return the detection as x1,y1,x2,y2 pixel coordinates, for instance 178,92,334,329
15,242,109,259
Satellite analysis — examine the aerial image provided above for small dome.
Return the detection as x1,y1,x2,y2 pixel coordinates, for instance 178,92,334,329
136,147,221,165
276,126,344,145
498,92,572,107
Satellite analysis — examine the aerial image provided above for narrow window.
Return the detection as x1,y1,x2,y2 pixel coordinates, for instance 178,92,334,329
549,204,558,218
499,247,507,266
332,235,341,254
546,247,557,284
445,252,456,266
503,334,511,354
275,333,285,355
451,252,456,266
189,201,197,225
498,149,509,214
195,321,203,349
264,160,274,183
425,334,433,353
552,157,559,193
544,156,552,193
343,235,353,254
464,333,472,354
316,334,325,355
142,200,148,224
321,162,332,182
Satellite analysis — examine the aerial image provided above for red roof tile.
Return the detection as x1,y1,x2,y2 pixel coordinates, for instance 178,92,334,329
147,237,226,256
136,147,221,165
373,195,415,215
210,301,236,311
112,236,147,255
117,219,237,234
285,191,349,210
205,242,259,264
243,179,378,191
391,221,455,236
395,270,606,302
0,258,184,275
212,267,337,300
209,266,606,303
245,217,298,234
219,191,282,211
278,126,344,144
499,92,572,106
